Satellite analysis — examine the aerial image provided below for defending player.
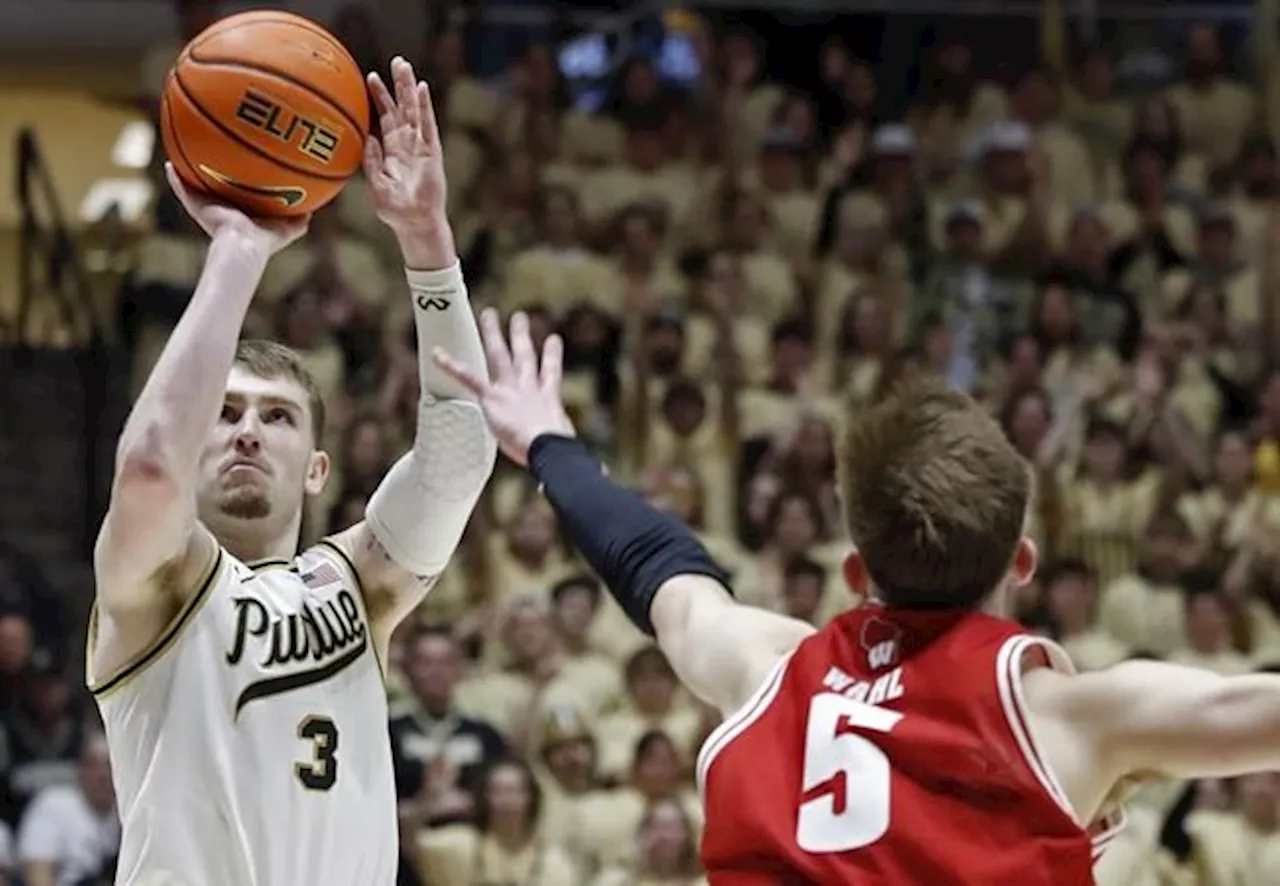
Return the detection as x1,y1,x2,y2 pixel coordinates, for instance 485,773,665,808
89,59,493,886
437,311,1280,885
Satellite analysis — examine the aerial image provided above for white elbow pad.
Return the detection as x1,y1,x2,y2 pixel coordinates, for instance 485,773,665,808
365,398,496,576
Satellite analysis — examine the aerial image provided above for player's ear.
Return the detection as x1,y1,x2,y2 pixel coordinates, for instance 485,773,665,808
1010,536,1038,586
842,550,870,596
304,449,330,496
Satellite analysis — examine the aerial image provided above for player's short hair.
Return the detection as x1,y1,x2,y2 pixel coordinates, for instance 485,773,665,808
839,379,1030,611
233,339,325,443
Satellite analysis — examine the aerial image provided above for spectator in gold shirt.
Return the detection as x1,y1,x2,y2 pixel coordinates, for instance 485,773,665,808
415,758,580,886
1169,583,1253,676
591,797,707,886
1043,559,1129,672
595,649,701,784
576,731,703,872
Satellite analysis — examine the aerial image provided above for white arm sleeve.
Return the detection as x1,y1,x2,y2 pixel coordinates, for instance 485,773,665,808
366,261,496,576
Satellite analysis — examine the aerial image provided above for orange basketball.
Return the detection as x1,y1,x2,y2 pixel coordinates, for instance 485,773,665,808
161,10,370,218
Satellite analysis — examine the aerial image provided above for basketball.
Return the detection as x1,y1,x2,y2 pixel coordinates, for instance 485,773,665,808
160,11,371,218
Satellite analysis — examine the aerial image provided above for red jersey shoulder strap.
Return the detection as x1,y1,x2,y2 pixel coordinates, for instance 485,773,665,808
696,651,794,795
995,634,1126,857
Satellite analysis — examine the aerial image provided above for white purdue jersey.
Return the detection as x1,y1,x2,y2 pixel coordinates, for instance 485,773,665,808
88,540,397,886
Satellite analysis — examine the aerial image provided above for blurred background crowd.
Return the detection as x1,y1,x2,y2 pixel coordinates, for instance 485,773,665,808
6,0,1280,883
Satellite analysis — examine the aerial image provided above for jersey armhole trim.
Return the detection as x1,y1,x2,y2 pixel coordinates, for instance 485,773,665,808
87,546,224,698
695,651,792,795
315,537,385,682
996,634,1126,855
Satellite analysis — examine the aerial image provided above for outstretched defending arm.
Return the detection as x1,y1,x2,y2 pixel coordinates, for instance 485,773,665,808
93,166,307,676
434,310,814,717
527,434,814,712
329,58,495,633
1025,659,1280,825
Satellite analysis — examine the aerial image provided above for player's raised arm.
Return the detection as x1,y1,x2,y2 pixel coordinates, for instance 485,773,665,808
94,169,307,662
1027,658,1280,821
433,310,814,717
328,57,496,631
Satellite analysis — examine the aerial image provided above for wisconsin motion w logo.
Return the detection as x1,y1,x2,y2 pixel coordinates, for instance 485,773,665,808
867,640,897,670
859,616,903,671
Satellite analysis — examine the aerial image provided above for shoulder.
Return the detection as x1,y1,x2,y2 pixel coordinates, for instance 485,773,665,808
300,539,362,588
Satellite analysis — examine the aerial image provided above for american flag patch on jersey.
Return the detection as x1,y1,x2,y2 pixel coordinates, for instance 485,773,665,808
301,561,343,589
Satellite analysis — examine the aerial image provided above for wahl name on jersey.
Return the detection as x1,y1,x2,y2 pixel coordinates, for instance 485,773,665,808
225,558,369,719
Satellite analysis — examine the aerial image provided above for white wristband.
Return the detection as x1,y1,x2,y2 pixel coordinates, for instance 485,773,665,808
406,261,487,403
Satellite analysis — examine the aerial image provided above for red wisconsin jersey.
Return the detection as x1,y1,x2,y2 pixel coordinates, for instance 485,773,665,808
698,604,1122,885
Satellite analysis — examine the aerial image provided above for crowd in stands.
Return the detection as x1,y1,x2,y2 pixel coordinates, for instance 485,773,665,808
8,0,1280,883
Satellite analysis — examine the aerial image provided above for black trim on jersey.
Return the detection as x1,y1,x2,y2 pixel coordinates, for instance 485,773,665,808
233,634,368,719
89,548,225,697
315,538,364,596
244,557,296,572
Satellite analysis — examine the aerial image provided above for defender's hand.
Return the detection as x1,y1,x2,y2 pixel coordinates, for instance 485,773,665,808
365,56,452,269
165,163,308,256
431,309,575,467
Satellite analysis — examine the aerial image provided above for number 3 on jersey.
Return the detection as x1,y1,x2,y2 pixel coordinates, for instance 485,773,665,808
796,693,903,853
295,715,339,791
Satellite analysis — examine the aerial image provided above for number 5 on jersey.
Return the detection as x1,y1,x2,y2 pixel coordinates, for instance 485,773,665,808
797,694,903,853
295,715,339,791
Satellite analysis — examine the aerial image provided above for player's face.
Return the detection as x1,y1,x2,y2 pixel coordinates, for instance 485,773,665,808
200,368,329,527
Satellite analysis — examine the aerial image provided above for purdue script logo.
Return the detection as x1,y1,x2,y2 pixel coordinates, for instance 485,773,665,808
225,588,367,718
198,165,307,209
235,88,340,165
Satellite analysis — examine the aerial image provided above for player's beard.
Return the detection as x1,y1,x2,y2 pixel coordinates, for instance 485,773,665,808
218,475,272,520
